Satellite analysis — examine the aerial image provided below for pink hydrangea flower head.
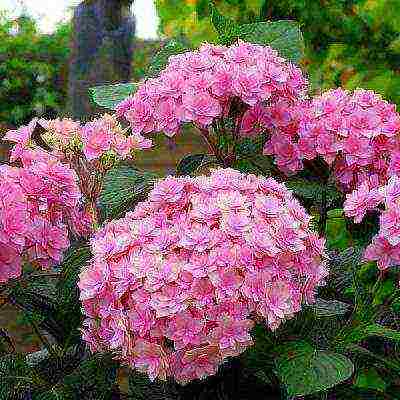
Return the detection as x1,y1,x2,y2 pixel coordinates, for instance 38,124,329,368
116,41,308,138
0,150,90,282
266,88,400,192
80,168,326,384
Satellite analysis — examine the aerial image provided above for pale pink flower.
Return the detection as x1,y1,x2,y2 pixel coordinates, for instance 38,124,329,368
125,99,156,134
80,169,326,383
81,120,113,160
208,316,253,357
344,182,382,223
172,345,222,384
182,91,222,127
165,311,205,349
132,339,169,381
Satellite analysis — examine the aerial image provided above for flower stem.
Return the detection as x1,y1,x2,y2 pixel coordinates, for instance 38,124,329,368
29,318,60,359
199,127,226,167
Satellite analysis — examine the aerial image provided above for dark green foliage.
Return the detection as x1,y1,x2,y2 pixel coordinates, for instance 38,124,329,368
274,341,354,397
146,40,189,78
176,154,219,176
353,367,387,393
99,165,158,221
9,281,64,345
285,178,342,208
236,136,266,157
307,299,351,318
346,211,380,248
0,350,119,400
132,39,162,81
234,20,304,62
55,245,92,347
265,0,400,105
0,13,70,126
0,354,44,400
177,154,207,176
128,373,171,400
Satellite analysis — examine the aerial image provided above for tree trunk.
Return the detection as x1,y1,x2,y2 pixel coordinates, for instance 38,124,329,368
67,0,135,120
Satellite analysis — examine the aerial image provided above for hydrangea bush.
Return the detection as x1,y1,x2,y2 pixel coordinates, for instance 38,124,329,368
1,4,400,399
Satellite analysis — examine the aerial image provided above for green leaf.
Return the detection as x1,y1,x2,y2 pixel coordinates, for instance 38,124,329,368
308,299,351,318
128,372,163,400
237,21,304,62
9,283,63,345
209,1,238,44
372,278,396,306
326,247,362,294
364,324,400,342
176,154,219,176
89,83,139,110
99,165,157,220
336,323,400,350
326,209,351,250
146,40,188,78
208,2,304,62
0,354,42,400
177,154,207,176
234,154,275,175
344,344,400,372
275,341,354,397
59,354,118,400
353,368,386,392
286,179,342,206
56,245,92,345
31,353,118,400
236,136,266,157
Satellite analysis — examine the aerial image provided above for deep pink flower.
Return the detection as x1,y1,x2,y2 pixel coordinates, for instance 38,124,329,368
364,235,400,270
240,104,268,137
165,311,205,349
0,244,22,283
125,99,155,134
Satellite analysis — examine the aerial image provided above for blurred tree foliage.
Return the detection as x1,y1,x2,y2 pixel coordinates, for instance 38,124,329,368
155,0,400,104
0,12,71,127
132,39,162,81
155,0,265,46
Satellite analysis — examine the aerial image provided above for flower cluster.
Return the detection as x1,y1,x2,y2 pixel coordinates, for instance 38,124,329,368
344,177,400,270
39,114,152,161
1,111,152,284
263,88,400,191
79,168,327,384
116,41,307,137
0,147,89,283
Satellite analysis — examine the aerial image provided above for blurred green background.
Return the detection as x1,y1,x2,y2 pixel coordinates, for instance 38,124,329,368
1,0,399,175
1,0,399,130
